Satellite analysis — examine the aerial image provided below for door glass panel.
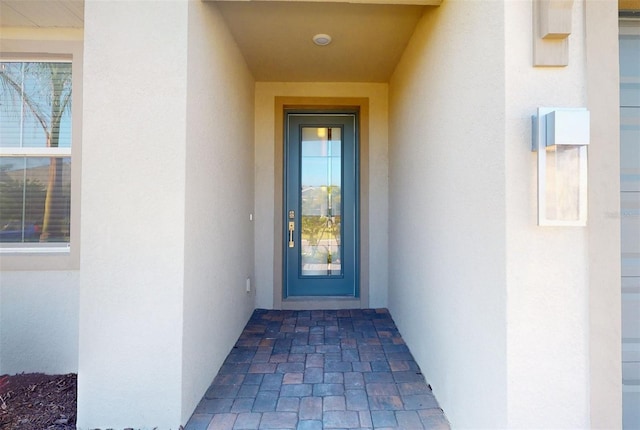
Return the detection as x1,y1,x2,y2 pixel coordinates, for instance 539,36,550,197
300,127,342,276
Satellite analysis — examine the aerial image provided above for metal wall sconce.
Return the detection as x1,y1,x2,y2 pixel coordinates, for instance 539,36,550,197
532,107,590,226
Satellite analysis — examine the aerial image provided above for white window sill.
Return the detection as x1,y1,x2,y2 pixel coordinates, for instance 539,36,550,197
0,244,71,254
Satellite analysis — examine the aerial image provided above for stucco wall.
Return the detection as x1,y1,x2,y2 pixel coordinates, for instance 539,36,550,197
254,82,389,309
586,2,623,428
504,1,590,427
79,2,257,427
0,272,79,375
390,0,617,427
181,1,256,424
388,1,508,427
78,1,189,427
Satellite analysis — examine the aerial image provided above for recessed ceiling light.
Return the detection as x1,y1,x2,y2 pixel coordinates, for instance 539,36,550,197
312,34,332,46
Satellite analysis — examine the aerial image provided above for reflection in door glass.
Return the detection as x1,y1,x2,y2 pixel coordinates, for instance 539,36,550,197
300,127,342,276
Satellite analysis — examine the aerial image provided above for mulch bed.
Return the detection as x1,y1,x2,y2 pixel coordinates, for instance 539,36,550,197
0,373,76,430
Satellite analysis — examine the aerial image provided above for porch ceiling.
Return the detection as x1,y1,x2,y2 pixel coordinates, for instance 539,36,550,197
0,1,83,28
213,1,430,82
0,0,435,83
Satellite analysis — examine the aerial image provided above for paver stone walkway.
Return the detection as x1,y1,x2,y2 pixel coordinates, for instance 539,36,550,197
185,309,449,430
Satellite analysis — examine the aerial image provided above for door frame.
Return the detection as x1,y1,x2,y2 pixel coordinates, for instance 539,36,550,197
273,97,370,310
284,111,359,297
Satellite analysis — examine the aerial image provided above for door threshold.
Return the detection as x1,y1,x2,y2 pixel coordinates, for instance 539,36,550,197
281,297,362,310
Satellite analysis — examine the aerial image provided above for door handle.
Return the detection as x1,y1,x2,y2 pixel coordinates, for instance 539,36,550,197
288,221,295,248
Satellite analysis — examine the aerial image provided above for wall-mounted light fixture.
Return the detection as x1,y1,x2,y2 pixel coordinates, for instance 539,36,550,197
532,107,590,226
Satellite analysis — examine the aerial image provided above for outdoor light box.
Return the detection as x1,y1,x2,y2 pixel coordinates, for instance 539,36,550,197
532,107,590,226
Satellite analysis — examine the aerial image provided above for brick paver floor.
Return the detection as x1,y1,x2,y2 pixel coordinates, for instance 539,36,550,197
185,309,450,430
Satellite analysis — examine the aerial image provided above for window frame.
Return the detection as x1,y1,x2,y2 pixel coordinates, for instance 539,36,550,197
0,34,82,270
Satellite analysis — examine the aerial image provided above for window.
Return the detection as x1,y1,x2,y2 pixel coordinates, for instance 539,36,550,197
0,36,82,270
0,60,73,252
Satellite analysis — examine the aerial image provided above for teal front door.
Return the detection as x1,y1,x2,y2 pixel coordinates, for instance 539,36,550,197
284,112,359,297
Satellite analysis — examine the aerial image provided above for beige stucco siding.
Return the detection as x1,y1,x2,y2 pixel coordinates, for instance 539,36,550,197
0,271,79,375
389,1,508,427
80,1,184,427
389,0,620,427
181,0,256,424
79,1,258,427
504,0,590,427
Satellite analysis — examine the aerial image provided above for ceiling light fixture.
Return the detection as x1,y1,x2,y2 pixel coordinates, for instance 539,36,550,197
312,34,332,46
